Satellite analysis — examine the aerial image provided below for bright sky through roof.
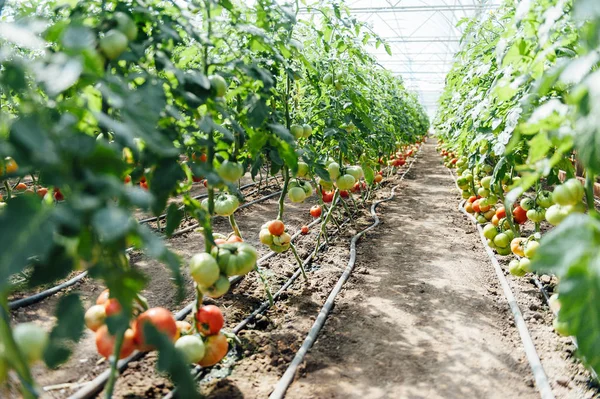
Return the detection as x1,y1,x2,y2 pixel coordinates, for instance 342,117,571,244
299,0,500,118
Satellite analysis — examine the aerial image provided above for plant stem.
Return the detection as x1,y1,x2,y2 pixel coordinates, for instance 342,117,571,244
289,243,307,281
104,327,126,399
277,166,290,221
585,173,598,218
229,214,243,239
0,296,37,399
254,266,274,306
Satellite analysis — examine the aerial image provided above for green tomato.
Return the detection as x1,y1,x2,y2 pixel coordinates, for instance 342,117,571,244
190,253,220,287
301,181,313,197
487,239,497,249
259,228,273,245
462,191,471,199
115,11,138,41
175,335,206,364
302,124,313,138
323,73,333,85
504,230,515,242
553,317,572,337
290,124,304,139
509,259,526,277
269,232,291,253
335,81,343,90
463,172,473,182
296,162,309,178
487,194,498,205
526,208,545,223
203,275,231,299
496,246,512,256
483,224,498,240
336,174,356,191
318,177,334,191
209,194,239,216
477,215,488,224
13,323,48,363
552,178,584,206
0,353,7,384
346,166,363,181
520,198,535,211
536,190,554,208
457,177,470,190
564,202,586,214
100,29,129,60
545,204,569,226
209,75,228,98
217,161,243,183
482,164,493,173
524,241,540,258
211,242,258,276
327,162,340,180
477,187,490,198
288,187,307,203
493,233,510,248
519,258,532,272
481,176,492,189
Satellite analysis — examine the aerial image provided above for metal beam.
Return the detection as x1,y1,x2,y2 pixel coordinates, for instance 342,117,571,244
298,4,500,14
379,37,461,43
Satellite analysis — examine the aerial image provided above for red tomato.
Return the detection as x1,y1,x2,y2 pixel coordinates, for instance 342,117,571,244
513,206,528,225
140,181,148,190
301,225,309,235
176,320,192,336
322,191,334,203
467,196,477,203
310,205,322,218
268,220,285,236
124,175,131,184
96,326,136,359
198,333,228,367
192,176,203,183
54,188,64,201
195,305,224,336
133,308,178,351
495,207,506,219
16,183,27,191
374,175,383,183
339,190,349,198
104,298,122,317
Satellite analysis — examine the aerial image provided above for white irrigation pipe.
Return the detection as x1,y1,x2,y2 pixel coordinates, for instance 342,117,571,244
458,201,555,399
269,150,420,399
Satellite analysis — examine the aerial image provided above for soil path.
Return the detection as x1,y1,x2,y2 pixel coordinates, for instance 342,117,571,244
285,141,538,399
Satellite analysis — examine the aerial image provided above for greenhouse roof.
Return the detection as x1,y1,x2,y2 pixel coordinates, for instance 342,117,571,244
301,0,501,117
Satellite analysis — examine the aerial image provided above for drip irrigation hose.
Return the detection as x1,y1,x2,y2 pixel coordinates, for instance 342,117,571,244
269,151,421,399
458,201,555,399
8,190,282,311
66,211,332,399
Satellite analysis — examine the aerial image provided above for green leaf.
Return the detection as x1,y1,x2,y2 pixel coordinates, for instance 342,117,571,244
92,207,135,243
574,125,600,175
0,197,57,291
43,293,85,368
165,203,183,237
527,132,552,163
384,43,392,56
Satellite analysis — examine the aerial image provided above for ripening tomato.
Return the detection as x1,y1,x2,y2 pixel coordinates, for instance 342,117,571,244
510,238,526,257
96,289,110,305
340,190,349,198
512,206,527,224
176,321,193,336
85,305,107,332
16,182,27,191
133,307,178,351
495,207,506,218
310,205,322,218
268,220,285,236
472,200,481,213
198,333,228,367
96,326,136,359
195,305,224,336
467,195,477,204
192,176,203,183
37,187,48,198
374,175,383,183
301,225,309,235
203,179,208,187
2,158,18,175
124,175,131,184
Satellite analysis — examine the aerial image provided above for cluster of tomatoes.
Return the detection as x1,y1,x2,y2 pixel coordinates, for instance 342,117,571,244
259,220,292,253
189,235,258,298
0,158,67,206
85,290,228,366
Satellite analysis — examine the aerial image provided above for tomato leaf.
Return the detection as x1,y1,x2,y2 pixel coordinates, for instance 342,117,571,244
165,203,183,237
43,293,85,368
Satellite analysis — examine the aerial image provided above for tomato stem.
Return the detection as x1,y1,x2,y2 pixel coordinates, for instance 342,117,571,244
0,296,37,399
254,266,274,306
289,243,307,281
228,214,243,239
277,166,290,221
104,328,126,399
585,173,598,218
